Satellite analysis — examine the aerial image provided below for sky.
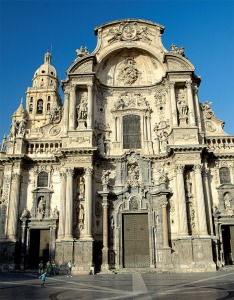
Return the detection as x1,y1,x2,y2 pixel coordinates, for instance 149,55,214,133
0,0,234,140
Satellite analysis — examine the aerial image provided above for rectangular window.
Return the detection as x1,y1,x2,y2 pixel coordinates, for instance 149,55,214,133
123,115,141,149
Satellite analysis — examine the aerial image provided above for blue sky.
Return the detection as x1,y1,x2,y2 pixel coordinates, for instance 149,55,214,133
0,0,234,140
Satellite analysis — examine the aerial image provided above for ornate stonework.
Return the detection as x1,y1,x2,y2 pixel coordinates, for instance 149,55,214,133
0,18,233,273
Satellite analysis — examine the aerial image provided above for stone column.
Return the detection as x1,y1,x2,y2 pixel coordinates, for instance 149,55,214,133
186,81,196,126
69,85,77,130
20,220,27,269
65,168,74,240
194,165,208,235
102,193,109,270
7,173,21,241
162,202,169,247
170,81,178,126
143,116,147,140
202,168,214,235
193,86,202,131
50,226,56,262
83,167,93,239
58,172,66,240
63,91,69,134
176,165,188,236
87,85,93,129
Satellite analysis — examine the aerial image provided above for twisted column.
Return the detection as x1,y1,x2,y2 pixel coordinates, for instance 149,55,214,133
176,165,188,236
194,165,208,235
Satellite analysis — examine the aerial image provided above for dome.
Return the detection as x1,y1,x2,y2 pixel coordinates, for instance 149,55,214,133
33,52,58,79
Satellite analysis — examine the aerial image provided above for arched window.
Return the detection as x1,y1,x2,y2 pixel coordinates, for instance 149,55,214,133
47,103,50,111
123,114,141,149
219,167,231,184
37,99,43,114
37,171,48,187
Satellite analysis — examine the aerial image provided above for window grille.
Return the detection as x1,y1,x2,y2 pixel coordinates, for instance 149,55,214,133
123,115,141,149
219,167,231,184
37,171,48,187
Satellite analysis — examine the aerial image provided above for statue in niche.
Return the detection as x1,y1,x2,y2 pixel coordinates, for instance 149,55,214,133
37,196,46,218
177,90,188,117
117,57,140,85
97,134,105,156
77,95,87,120
224,193,232,209
127,163,139,187
185,172,193,198
79,204,84,221
79,176,85,198
101,170,110,185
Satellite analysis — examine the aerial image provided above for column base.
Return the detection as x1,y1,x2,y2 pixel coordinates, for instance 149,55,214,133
101,248,110,271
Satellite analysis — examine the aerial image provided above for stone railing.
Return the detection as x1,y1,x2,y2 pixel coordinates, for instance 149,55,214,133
205,136,234,150
27,141,62,155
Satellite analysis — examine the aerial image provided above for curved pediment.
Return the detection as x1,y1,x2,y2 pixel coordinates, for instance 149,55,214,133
165,53,195,71
95,48,165,87
67,56,95,74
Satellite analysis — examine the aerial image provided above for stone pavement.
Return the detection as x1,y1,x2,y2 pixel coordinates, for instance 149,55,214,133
0,266,234,300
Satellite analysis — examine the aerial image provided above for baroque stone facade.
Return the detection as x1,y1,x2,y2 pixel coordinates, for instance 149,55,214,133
0,19,234,273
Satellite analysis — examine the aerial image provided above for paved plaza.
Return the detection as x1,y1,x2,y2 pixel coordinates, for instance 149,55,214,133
0,267,234,300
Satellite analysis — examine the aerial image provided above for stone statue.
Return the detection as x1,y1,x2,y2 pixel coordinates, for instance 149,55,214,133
77,96,87,120
224,193,231,209
52,206,59,218
50,104,60,123
170,44,185,56
37,197,46,216
101,170,110,185
79,176,85,198
17,115,27,136
20,208,29,219
79,204,84,221
177,91,188,117
97,134,105,156
0,134,7,152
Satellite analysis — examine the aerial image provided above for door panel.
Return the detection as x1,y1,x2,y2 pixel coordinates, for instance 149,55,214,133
123,213,150,268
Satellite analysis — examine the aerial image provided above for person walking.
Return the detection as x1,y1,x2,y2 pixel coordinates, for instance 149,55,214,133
38,261,44,277
67,260,72,277
39,271,47,286
51,261,57,275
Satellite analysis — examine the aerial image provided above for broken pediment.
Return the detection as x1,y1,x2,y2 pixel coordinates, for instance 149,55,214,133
165,54,195,71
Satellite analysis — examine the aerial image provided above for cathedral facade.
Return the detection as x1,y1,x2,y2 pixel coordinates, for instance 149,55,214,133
0,19,234,273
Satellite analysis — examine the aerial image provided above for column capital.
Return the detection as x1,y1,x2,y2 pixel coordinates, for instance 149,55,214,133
85,167,93,176
71,84,77,91
66,168,74,176
12,172,21,182
193,164,203,174
59,171,67,180
176,164,185,174
185,80,192,87
169,81,175,88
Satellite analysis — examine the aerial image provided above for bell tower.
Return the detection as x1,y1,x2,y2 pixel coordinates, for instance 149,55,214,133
25,52,62,130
